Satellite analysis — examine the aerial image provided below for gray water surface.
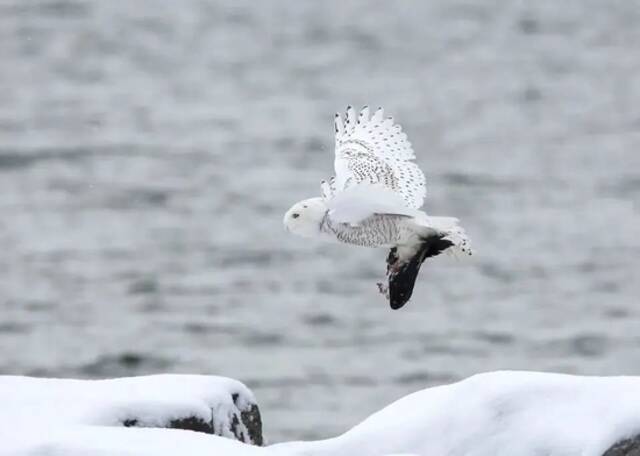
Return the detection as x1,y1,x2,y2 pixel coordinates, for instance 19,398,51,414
1,0,640,442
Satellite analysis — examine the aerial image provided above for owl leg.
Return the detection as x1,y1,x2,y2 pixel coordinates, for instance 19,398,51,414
376,247,399,298
386,247,399,273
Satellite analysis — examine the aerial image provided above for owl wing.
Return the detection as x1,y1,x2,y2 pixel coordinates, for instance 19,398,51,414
326,183,418,225
329,106,426,212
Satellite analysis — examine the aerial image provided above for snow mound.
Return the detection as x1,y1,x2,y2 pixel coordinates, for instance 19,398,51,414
6,425,264,456
273,371,640,456
4,371,640,456
0,374,262,445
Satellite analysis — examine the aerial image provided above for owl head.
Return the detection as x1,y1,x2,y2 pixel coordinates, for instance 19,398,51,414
283,197,328,238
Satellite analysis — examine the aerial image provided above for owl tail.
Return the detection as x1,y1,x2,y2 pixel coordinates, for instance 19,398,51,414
426,216,473,258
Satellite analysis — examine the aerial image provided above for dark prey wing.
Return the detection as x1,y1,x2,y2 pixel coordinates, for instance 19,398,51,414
386,235,454,310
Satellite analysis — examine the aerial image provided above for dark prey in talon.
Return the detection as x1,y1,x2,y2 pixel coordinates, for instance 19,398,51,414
386,235,455,310
283,106,473,310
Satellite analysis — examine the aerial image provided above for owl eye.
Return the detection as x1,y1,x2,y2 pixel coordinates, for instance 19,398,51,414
292,213,300,219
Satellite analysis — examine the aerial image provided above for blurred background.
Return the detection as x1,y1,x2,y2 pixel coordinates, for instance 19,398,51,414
1,0,639,442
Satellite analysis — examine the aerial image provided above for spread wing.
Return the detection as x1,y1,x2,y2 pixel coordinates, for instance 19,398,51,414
329,106,426,210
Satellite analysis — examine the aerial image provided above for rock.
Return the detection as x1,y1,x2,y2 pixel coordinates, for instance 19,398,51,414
603,436,640,456
0,374,264,446
121,391,263,445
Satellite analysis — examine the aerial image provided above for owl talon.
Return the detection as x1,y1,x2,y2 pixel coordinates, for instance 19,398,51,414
377,282,389,298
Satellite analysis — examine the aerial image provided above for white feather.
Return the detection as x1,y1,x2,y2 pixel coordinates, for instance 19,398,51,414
328,106,426,210
326,184,418,225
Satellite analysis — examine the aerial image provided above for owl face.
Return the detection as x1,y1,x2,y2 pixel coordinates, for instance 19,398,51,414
283,197,327,238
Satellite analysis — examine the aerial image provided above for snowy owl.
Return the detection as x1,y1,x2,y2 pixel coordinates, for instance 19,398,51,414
284,106,472,310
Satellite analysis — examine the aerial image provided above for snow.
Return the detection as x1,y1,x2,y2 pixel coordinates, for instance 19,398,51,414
0,374,256,440
4,371,640,456
5,426,263,456
273,371,640,456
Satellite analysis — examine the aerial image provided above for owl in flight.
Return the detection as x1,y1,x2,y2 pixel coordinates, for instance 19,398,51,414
284,106,472,310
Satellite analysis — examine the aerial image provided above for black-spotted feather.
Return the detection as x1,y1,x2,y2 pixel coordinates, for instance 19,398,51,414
329,106,426,210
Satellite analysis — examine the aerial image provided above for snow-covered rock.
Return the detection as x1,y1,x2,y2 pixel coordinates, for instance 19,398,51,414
273,371,640,456
0,374,263,446
4,371,640,456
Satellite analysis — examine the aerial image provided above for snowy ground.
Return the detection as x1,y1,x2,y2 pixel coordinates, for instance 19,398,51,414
5,371,640,456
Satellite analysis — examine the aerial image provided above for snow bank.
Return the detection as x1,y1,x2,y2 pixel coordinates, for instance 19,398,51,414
273,371,640,456
5,371,640,456
5,425,264,456
0,374,262,446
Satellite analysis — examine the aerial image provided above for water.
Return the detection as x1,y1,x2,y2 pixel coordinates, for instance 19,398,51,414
1,0,639,442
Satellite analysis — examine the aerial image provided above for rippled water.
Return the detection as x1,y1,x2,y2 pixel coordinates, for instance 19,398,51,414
1,0,639,442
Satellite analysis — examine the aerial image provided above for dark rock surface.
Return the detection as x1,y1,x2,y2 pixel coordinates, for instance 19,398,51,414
603,436,640,456
121,392,263,446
